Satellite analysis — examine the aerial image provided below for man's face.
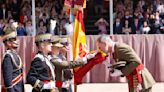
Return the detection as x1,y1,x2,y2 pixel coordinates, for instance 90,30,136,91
52,46,61,54
42,42,52,53
6,37,19,48
97,41,109,53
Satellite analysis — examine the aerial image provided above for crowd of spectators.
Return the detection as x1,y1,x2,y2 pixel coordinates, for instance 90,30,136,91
0,0,71,36
113,0,164,34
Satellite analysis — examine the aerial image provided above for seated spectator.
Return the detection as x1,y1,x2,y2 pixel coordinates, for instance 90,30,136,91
121,10,133,25
142,21,151,34
25,20,34,36
64,18,74,36
122,20,132,34
95,18,109,34
131,18,142,34
154,11,162,33
17,22,27,36
0,3,8,20
3,18,16,34
160,19,164,34
113,17,123,34
0,19,5,35
37,20,47,35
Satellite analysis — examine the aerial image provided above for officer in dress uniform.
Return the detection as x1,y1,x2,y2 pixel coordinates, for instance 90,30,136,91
26,34,57,92
2,30,24,92
97,35,156,92
49,36,95,92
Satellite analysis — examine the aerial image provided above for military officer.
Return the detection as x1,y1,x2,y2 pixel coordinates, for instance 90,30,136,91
97,35,156,92
57,36,72,92
2,30,24,92
50,36,95,92
26,34,57,92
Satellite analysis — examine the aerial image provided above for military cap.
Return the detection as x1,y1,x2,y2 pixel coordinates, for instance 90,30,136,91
59,36,70,46
51,36,63,47
108,61,126,70
35,33,52,43
2,31,17,41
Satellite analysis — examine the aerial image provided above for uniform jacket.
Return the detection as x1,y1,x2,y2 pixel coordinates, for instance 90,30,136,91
51,55,85,82
26,52,55,92
2,50,24,92
113,43,156,90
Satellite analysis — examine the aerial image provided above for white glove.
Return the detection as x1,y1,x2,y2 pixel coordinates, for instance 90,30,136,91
62,81,71,89
110,69,123,77
76,52,98,64
42,81,56,90
81,56,87,64
137,84,142,91
86,52,97,60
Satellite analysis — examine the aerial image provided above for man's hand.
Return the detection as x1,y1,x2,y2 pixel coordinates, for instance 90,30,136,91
76,52,98,64
110,69,123,77
86,52,97,60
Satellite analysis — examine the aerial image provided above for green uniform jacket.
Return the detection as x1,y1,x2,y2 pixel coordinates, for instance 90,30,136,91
50,55,86,91
113,43,156,90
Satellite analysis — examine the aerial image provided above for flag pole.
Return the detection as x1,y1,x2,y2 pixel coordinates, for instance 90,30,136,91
109,0,113,35
32,0,36,36
73,0,77,92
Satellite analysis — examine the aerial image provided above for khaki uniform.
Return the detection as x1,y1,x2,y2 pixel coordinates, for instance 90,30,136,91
112,43,155,92
50,55,85,92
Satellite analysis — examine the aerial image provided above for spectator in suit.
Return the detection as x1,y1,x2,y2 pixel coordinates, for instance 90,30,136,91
113,17,123,34
131,18,142,34
0,3,8,20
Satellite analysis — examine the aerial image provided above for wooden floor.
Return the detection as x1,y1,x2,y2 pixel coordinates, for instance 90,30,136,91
76,83,164,92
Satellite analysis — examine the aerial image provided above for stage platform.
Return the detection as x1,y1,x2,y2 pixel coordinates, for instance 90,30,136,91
1,83,163,92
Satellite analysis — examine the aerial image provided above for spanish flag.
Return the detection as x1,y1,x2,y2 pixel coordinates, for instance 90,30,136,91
72,10,87,85
72,10,108,85
72,10,87,61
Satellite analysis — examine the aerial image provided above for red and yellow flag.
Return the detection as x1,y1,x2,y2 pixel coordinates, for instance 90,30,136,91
72,10,108,85
72,10,87,61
